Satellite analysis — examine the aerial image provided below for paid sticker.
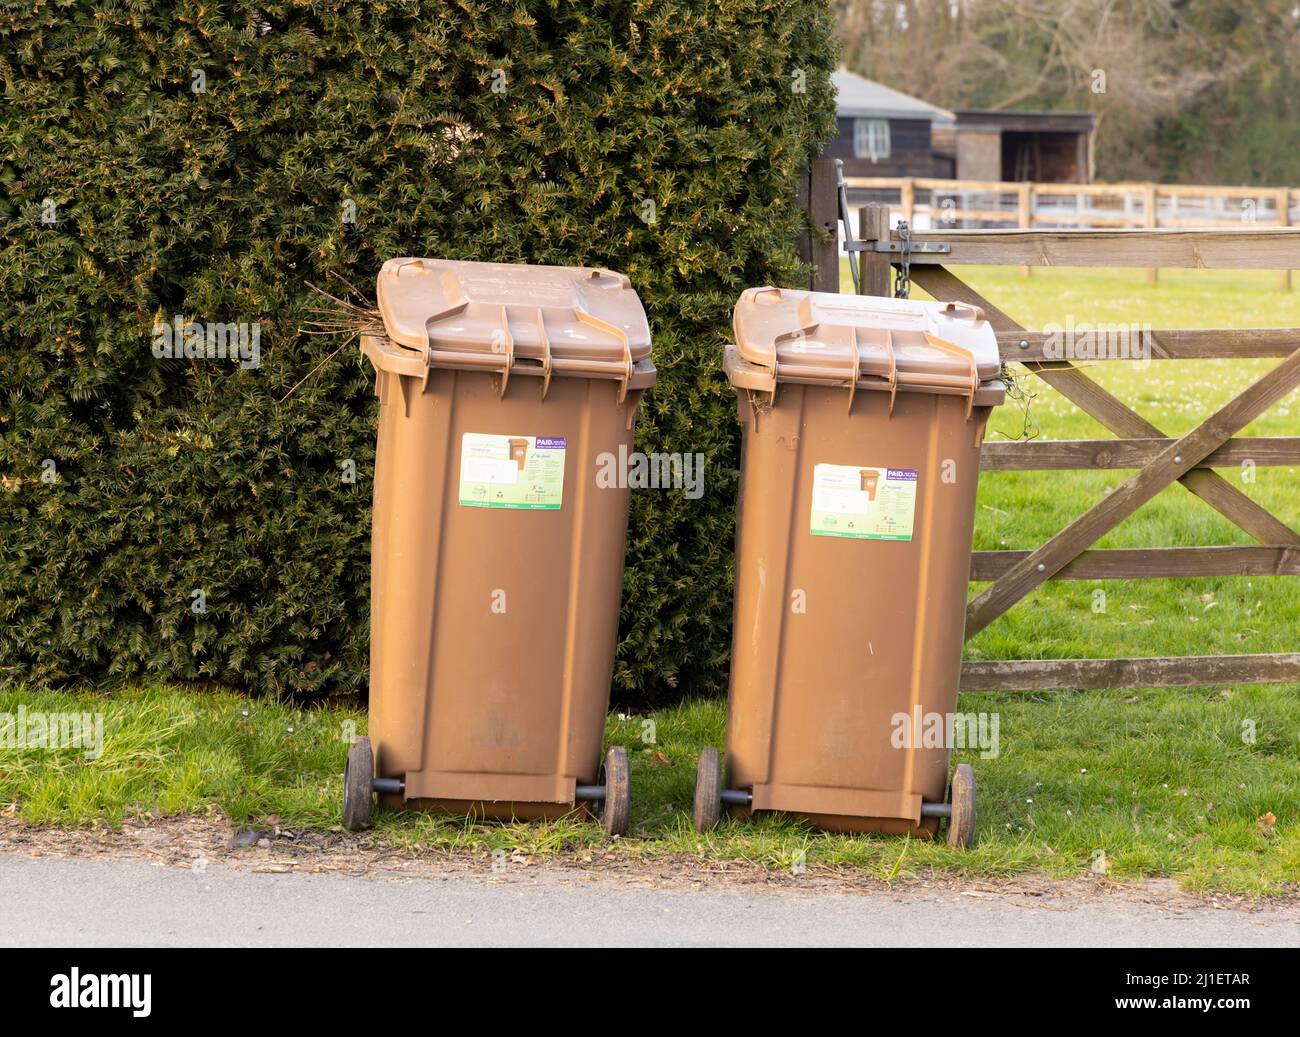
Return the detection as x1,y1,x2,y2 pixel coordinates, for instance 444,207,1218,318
810,464,917,541
459,433,566,510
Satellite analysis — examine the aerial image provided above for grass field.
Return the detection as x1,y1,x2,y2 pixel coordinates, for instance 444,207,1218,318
3,266,1298,895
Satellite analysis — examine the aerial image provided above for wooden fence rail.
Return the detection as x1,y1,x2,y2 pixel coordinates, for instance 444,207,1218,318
960,654,1300,692
980,437,1300,471
843,202,1300,692
841,173,1298,288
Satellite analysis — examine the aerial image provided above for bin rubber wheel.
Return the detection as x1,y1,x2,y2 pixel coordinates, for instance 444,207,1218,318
693,747,722,833
947,763,976,848
600,746,630,837
342,736,374,833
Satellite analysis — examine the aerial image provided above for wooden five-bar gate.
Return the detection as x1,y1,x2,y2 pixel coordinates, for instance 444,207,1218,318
807,187,1300,693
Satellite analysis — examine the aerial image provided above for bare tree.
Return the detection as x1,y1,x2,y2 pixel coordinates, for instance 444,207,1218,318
832,0,1272,179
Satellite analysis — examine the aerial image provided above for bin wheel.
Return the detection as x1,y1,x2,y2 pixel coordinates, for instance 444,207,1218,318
343,736,374,832
947,763,976,848
600,746,630,837
693,747,723,833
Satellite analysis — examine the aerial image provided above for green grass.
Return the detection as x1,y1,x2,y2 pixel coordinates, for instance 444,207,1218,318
3,682,1296,895
3,266,1298,895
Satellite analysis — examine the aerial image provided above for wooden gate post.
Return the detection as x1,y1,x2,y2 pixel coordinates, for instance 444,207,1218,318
1278,187,1292,292
1144,182,1159,284
798,156,840,294
858,203,892,297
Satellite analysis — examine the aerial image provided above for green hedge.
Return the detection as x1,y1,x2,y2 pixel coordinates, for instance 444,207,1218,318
0,2,837,702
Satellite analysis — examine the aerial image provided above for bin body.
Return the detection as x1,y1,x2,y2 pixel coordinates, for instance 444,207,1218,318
362,258,654,820
723,289,1004,835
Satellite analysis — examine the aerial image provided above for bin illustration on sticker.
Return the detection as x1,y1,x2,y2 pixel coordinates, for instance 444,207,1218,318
459,433,566,510
810,463,917,540
859,468,879,501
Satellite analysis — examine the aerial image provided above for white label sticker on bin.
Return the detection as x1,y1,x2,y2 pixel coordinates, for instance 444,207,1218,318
810,464,917,541
459,433,566,510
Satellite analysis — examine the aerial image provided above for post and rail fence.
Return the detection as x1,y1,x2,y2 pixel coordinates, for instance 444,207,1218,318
796,156,1299,290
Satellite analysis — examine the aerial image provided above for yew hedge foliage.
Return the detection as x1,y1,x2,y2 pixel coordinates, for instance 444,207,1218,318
0,1,836,701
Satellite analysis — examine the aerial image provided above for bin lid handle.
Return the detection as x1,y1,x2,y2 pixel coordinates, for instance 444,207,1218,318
495,305,514,398
536,306,553,400
845,327,859,415
923,332,980,419
773,322,821,351
885,329,899,416
942,301,986,325
421,300,472,391
772,322,823,405
422,300,469,354
575,308,634,405
422,302,519,398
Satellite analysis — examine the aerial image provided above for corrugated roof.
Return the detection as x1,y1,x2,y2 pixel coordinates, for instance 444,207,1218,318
833,70,955,125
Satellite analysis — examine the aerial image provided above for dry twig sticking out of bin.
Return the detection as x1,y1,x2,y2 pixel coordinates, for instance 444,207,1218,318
281,274,385,402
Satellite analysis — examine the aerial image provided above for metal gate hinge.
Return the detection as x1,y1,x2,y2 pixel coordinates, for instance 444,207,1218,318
840,240,951,254
870,241,951,254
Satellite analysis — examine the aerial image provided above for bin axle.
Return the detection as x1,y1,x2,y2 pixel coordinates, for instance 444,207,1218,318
716,787,949,817
371,780,616,804
357,746,631,838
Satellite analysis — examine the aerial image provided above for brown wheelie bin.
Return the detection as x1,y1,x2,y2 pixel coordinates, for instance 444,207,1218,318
693,289,1004,846
343,258,656,835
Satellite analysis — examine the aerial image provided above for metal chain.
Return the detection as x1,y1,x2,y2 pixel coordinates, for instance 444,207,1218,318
893,220,911,299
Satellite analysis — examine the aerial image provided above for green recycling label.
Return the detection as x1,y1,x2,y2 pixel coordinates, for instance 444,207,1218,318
810,463,918,541
459,433,566,510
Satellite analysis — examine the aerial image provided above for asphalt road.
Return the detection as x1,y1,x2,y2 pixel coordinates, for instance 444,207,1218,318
2,854,1296,947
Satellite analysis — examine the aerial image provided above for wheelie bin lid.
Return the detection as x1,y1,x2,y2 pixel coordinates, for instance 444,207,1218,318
728,287,1004,407
375,257,652,370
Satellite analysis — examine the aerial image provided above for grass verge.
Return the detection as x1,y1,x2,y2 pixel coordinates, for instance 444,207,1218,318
2,682,1296,896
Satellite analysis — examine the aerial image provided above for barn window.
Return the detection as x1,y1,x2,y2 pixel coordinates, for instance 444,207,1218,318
853,118,891,161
